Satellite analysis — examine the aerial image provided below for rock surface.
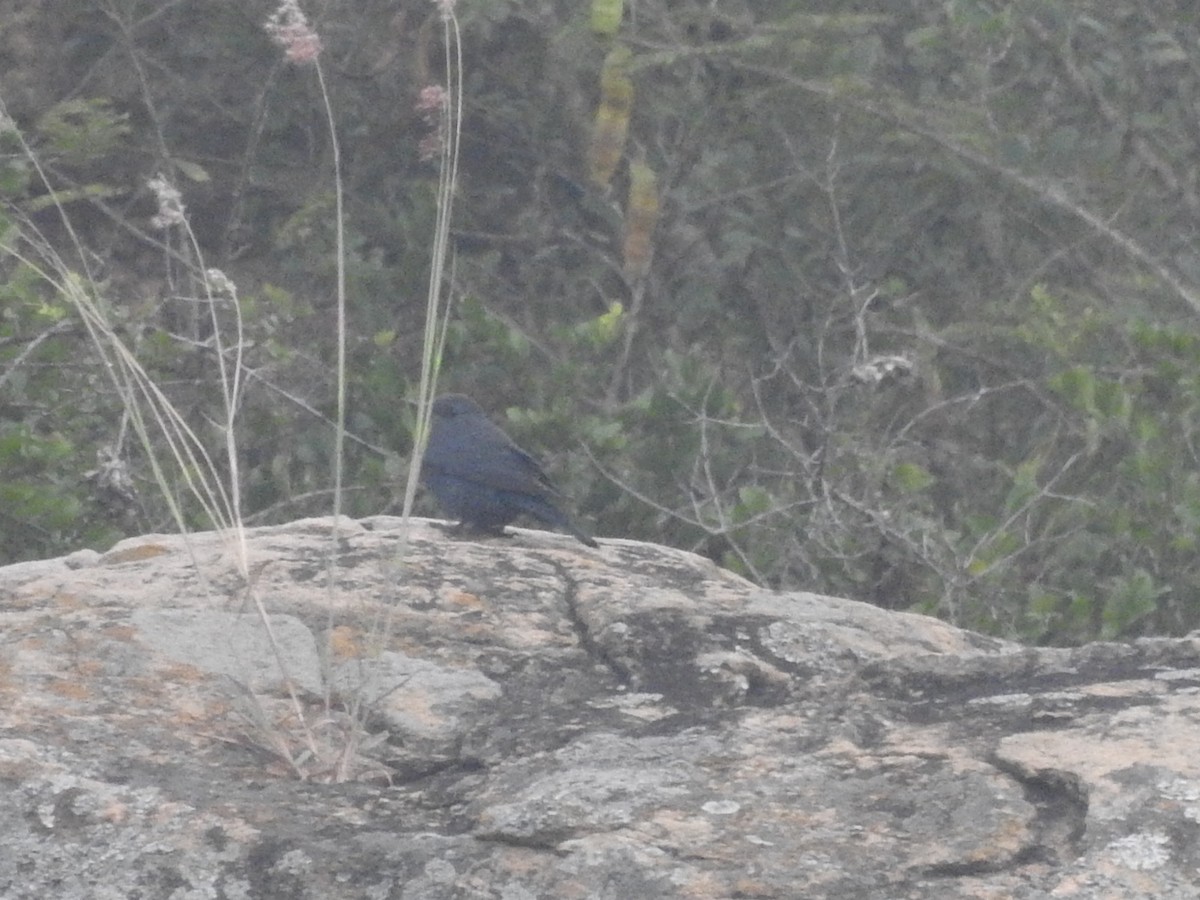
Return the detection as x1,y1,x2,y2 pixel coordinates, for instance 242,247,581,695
1,515,1199,898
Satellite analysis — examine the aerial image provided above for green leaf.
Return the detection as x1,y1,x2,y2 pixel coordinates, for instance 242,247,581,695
1003,458,1041,512
590,0,623,39
734,484,772,520
173,159,211,183
892,462,935,493
24,182,123,211
1049,366,1096,414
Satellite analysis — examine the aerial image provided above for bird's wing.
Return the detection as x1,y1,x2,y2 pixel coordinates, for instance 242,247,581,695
424,418,562,499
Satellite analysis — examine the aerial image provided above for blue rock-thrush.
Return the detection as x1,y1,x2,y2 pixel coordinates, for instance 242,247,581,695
421,394,599,547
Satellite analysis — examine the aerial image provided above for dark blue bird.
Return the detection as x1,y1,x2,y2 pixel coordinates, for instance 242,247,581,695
421,394,599,547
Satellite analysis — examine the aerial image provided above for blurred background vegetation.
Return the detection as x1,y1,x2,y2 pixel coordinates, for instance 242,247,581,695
3,0,1200,645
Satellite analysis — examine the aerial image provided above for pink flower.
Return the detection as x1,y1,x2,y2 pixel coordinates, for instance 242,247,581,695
418,133,444,163
416,85,448,117
416,85,448,161
265,0,323,65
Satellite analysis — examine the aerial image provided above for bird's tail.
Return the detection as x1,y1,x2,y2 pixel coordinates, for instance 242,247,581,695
565,519,600,549
518,495,599,548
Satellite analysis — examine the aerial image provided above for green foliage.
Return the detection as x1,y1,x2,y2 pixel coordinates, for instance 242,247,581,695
566,301,624,351
590,0,623,39
6,0,1200,647
1100,569,1165,640
0,275,122,562
36,98,130,166
892,463,935,494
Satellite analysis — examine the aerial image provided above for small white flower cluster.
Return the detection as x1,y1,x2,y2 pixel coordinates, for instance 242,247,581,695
146,174,185,230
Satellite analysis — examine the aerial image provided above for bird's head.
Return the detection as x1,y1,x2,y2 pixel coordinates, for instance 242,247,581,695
432,394,485,419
